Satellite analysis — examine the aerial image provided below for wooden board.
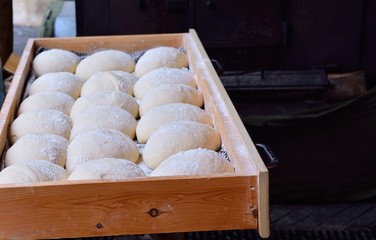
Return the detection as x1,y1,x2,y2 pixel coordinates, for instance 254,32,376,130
3,53,20,74
0,29,269,239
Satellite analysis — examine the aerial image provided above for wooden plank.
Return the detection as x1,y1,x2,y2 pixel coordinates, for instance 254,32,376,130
184,30,267,175
0,176,257,239
33,33,187,53
185,29,269,238
3,53,21,74
257,171,270,238
0,39,34,156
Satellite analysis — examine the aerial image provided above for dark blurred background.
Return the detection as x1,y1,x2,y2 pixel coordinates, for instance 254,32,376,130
75,0,376,89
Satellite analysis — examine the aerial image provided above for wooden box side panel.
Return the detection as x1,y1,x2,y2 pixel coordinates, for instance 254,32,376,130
0,39,35,154
183,30,270,238
33,33,186,53
183,31,267,175
0,176,257,239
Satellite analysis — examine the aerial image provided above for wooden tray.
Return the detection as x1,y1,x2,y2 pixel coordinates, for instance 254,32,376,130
0,29,269,239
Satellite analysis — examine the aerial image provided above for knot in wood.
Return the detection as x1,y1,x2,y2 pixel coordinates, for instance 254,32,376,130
148,208,161,217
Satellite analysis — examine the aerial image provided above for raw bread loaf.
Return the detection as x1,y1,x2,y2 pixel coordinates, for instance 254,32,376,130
66,129,139,173
70,106,137,140
135,47,188,77
68,158,145,181
75,50,135,80
143,121,221,169
150,148,234,176
9,110,72,144
32,48,80,77
136,103,213,143
80,71,137,97
139,84,203,116
0,160,69,184
18,91,75,116
28,72,84,99
70,91,139,119
5,133,69,167
134,68,196,99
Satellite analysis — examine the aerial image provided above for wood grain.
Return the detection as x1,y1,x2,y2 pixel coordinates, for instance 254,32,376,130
0,39,34,157
0,176,257,239
33,33,186,53
185,29,269,238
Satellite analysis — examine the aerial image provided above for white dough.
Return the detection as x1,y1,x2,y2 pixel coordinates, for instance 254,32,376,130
32,48,80,77
28,72,84,99
151,148,234,176
80,71,137,97
136,103,213,143
18,91,75,116
139,84,203,116
143,121,221,169
0,160,69,184
70,91,139,119
66,129,139,173
135,47,188,77
75,50,135,80
5,134,68,167
70,106,137,140
68,158,146,181
9,110,72,144
134,68,196,99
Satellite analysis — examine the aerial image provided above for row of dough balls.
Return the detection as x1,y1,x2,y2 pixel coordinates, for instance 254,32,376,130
0,148,233,184
0,47,233,184
32,46,189,79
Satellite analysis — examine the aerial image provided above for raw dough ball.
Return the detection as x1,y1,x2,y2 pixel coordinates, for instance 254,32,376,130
68,158,146,181
151,148,234,176
70,91,139,119
32,48,80,77
75,50,135,80
9,110,72,144
134,68,196,99
28,72,84,99
135,47,188,77
0,160,69,184
80,71,137,97
18,91,75,116
66,129,139,173
139,84,203,116
143,121,221,169
136,103,213,143
5,134,69,167
70,106,137,140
